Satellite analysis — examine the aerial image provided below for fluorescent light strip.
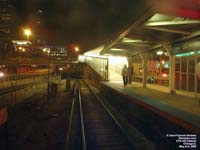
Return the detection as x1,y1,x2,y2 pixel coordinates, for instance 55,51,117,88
110,48,125,51
176,52,195,57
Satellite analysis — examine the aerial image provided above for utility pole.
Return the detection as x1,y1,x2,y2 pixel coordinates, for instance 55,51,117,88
47,50,51,102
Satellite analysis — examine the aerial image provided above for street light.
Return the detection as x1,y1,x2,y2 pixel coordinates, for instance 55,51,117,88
24,28,32,41
75,46,79,52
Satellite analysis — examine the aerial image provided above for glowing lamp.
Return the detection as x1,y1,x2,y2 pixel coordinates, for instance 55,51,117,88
0,72,4,77
162,73,168,77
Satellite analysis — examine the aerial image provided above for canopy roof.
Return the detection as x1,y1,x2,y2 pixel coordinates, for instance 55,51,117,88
101,1,200,56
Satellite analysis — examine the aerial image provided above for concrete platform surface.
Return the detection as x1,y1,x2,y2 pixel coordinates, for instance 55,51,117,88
102,81,200,130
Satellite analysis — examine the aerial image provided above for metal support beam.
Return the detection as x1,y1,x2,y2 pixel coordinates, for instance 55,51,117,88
145,20,200,26
101,8,154,54
195,50,198,99
169,54,176,94
123,42,152,48
144,26,190,35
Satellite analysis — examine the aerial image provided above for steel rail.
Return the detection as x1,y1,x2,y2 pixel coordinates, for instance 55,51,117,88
77,81,87,150
65,81,78,150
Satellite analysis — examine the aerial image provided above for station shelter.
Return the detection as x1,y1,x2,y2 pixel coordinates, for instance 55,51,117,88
79,0,200,99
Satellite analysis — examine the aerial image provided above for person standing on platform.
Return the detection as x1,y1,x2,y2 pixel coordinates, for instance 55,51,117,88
128,66,133,84
121,64,128,86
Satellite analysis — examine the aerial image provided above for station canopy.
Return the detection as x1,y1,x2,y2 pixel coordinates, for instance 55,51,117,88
100,0,200,56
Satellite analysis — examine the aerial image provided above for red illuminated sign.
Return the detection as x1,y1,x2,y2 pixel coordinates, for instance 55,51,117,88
0,107,7,126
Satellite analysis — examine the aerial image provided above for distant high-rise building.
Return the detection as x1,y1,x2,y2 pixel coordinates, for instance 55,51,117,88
0,0,14,58
0,0,13,41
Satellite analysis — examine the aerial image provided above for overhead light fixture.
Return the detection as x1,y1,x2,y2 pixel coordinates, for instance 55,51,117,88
110,48,125,51
122,38,149,43
156,51,163,55
122,38,142,43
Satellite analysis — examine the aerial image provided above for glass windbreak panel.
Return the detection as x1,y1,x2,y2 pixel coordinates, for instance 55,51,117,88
175,72,180,89
197,56,200,92
181,57,187,73
175,58,180,71
188,74,194,91
85,56,107,79
188,56,195,73
181,73,187,90
198,78,200,93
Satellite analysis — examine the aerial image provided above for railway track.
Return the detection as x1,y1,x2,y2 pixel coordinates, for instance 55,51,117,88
67,80,194,149
67,80,136,150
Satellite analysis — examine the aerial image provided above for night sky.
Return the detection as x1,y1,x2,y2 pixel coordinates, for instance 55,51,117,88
11,0,147,52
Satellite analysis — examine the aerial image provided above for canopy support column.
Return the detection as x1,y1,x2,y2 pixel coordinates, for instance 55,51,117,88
141,53,148,88
164,44,175,94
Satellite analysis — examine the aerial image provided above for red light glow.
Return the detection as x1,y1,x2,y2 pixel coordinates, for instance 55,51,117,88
162,73,168,77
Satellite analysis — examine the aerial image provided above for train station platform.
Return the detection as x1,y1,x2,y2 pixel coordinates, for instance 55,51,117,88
101,81,200,133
